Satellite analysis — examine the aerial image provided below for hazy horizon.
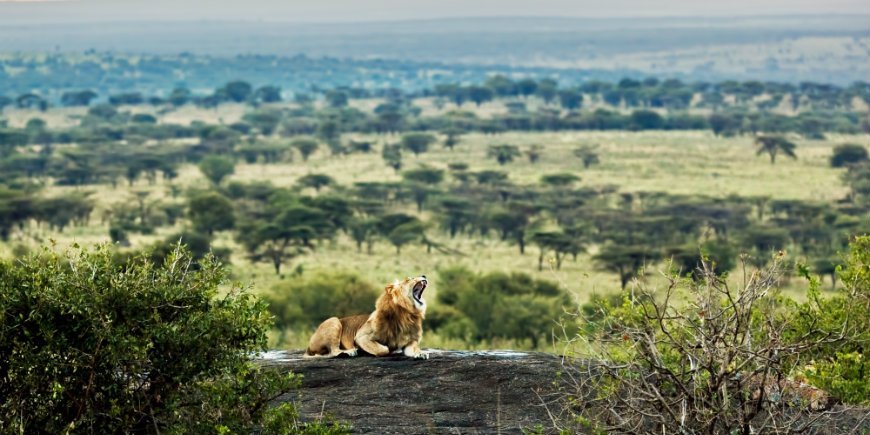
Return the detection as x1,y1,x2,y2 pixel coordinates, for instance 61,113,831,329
2,0,870,24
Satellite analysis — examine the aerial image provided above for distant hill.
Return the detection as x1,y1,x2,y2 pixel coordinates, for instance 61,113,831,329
0,15,868,84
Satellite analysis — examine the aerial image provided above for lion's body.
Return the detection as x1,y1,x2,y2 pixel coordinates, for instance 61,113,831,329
305,314,369,358
304,276,428,359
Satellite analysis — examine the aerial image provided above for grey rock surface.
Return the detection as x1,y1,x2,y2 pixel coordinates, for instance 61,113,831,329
258,349,564,434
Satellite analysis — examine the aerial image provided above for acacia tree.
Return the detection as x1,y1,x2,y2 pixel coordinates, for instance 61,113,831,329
755,135,797,164
296,173,335,193
381,143,403,172
402,167,444,211
290,137,319,161
442,128,464,150
594,244,662,289
574,145,600,168
387,221,426,255
541,173,580,189
238,205,334,274
348,217,378,253
401,133,436,157
198,155,235,185
439,197,474,238
487,144,521,165
485,202,538,254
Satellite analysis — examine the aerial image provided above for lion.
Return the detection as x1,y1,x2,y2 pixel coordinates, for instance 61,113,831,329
304,275,429,359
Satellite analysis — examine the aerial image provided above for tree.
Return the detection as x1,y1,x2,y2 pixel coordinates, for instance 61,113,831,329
16,93,45,110
525,145,542,163
348,217,379,253
0,244,346,434
439,197,474,238
755,135,797,164
466,86,494,106
242,109,282,135
594,244,662,289
402,167,444,186
221,80,253,103
442,127,464,150
487,144,521,165
296,173,335,192
108,92,144,106
60,90,98,107
516,78,538,97
530,231,578,271
630,110,665,130
485,202,537,254
536,79,558,104
254,85,283,103
290,137,320,161
188,191,235,235
325,90,349,108
573,146,600,168
666,241,736,279
317,120,343,155
198,155,235,185
238,206,333,274
382,143,403,172
168,87,192,106
558,89,583,110
830,143,868,168
541,173,580,188
401,133,436,157
485,75,516,97
387,220,425,255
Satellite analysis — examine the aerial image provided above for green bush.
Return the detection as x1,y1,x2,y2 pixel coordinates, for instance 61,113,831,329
0,243,346,434
266,272,380,330
433,267,571,348
793,235,870,404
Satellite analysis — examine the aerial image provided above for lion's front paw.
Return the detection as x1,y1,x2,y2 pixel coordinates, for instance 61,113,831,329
343,348,358,357
414,351,429,360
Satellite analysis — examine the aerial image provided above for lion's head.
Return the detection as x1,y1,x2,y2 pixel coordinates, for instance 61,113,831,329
384,275,428,313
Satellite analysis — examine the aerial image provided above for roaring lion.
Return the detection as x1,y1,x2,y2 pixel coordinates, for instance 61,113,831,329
304,275,429,359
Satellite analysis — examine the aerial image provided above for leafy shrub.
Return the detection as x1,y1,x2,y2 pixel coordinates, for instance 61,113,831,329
792,235,870,404
432,267,571,348
266,272,380,330
830,143,869,168
0,244,345,434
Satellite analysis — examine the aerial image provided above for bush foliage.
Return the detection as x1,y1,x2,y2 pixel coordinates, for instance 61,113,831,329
0,244,346,434
429,267,572,348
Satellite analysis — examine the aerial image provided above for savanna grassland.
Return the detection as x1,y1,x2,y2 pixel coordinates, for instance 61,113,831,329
2,65,869,353
2,102,862,312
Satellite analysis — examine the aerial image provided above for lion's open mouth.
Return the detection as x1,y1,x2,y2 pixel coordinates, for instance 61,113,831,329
412,279,427,304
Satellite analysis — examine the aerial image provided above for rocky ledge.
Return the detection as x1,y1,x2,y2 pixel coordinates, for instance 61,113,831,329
258,350,870,435
258,350,563,434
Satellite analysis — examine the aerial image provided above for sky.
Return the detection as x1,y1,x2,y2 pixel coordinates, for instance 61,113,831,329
2,0,869,24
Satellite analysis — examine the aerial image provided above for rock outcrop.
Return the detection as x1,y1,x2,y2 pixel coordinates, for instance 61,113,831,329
258,350,563,434
258,350,870,435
